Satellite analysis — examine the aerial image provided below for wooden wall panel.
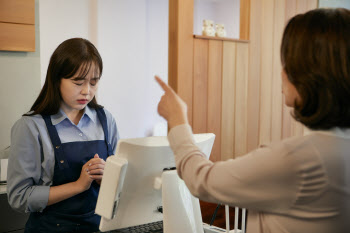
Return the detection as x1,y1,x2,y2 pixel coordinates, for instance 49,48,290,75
207,40,223,162
246,0,261,152
285,0,297,19
171,0,319,163
307,0,318,10
240,0,251,40
282,0,296,139
0,22,35,52
271,0,285,142
168,0,194,125
0,0,34,24
168,0,178,91
296,0,310,14
259,0,275,146
235,43,249,157
193,39,209,134
221,42,236,160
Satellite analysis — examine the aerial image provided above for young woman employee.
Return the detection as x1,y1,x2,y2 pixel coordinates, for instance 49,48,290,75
7,38,119,233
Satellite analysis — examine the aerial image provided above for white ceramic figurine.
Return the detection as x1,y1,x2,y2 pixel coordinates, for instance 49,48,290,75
215,24,227,37
202,19,215,37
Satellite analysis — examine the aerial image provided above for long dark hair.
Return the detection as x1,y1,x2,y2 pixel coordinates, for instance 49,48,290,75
25,38,103,116
281,8,350,130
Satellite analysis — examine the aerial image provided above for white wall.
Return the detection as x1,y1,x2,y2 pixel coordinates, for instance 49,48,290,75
0,0,41,150
215,0,240,38
96,0,168,138
145,0,169,136
39,0,94,85
39,0,168,139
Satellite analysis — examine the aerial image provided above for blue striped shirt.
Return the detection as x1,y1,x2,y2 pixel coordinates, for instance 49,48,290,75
7,106,119,213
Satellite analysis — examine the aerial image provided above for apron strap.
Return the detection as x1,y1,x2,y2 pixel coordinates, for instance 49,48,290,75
41,114,70,169
96,108,114,156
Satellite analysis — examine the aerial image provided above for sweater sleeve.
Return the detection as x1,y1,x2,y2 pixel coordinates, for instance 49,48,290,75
167,124,324,214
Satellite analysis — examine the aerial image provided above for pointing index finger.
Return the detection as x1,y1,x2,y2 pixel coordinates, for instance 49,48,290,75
155,76,172,92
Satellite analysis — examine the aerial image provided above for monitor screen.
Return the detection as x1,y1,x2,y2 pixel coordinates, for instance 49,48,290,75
96,134,215,232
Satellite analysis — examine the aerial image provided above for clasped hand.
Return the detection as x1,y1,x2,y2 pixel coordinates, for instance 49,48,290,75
77,154,105,191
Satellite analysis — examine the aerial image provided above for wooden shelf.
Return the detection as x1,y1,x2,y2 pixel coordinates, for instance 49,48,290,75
194,35,249,43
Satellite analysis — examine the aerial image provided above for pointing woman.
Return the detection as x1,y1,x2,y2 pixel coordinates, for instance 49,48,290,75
156,8,350,233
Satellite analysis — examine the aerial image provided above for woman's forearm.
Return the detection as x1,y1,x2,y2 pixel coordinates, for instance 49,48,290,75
47,181,85,206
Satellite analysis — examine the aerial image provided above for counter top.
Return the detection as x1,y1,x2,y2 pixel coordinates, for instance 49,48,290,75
0,184,7,195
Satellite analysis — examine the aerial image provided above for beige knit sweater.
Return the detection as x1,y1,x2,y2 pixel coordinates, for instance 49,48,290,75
168,124,350,233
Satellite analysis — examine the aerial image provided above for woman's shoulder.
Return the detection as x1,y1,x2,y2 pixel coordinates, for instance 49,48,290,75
12,113,44,132
261,134,321,162
277,131,345,154
21,112,44,121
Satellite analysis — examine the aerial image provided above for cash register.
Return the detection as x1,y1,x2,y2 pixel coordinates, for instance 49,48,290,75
95,134,216,233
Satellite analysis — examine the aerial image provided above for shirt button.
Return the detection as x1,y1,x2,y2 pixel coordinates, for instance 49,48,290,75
60,160,64,164
79,133,83,137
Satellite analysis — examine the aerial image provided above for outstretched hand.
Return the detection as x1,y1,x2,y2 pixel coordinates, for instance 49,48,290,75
155,76,188,129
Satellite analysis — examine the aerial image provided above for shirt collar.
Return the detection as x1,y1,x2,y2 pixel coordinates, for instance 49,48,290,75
84,105,97,123
50,105,97,125
51,109,68,125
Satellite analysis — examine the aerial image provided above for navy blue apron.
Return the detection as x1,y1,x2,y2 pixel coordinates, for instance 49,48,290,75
25,108,113,233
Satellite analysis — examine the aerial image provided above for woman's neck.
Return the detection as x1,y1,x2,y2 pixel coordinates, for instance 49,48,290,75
61,107,85,125
69,111,84,125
